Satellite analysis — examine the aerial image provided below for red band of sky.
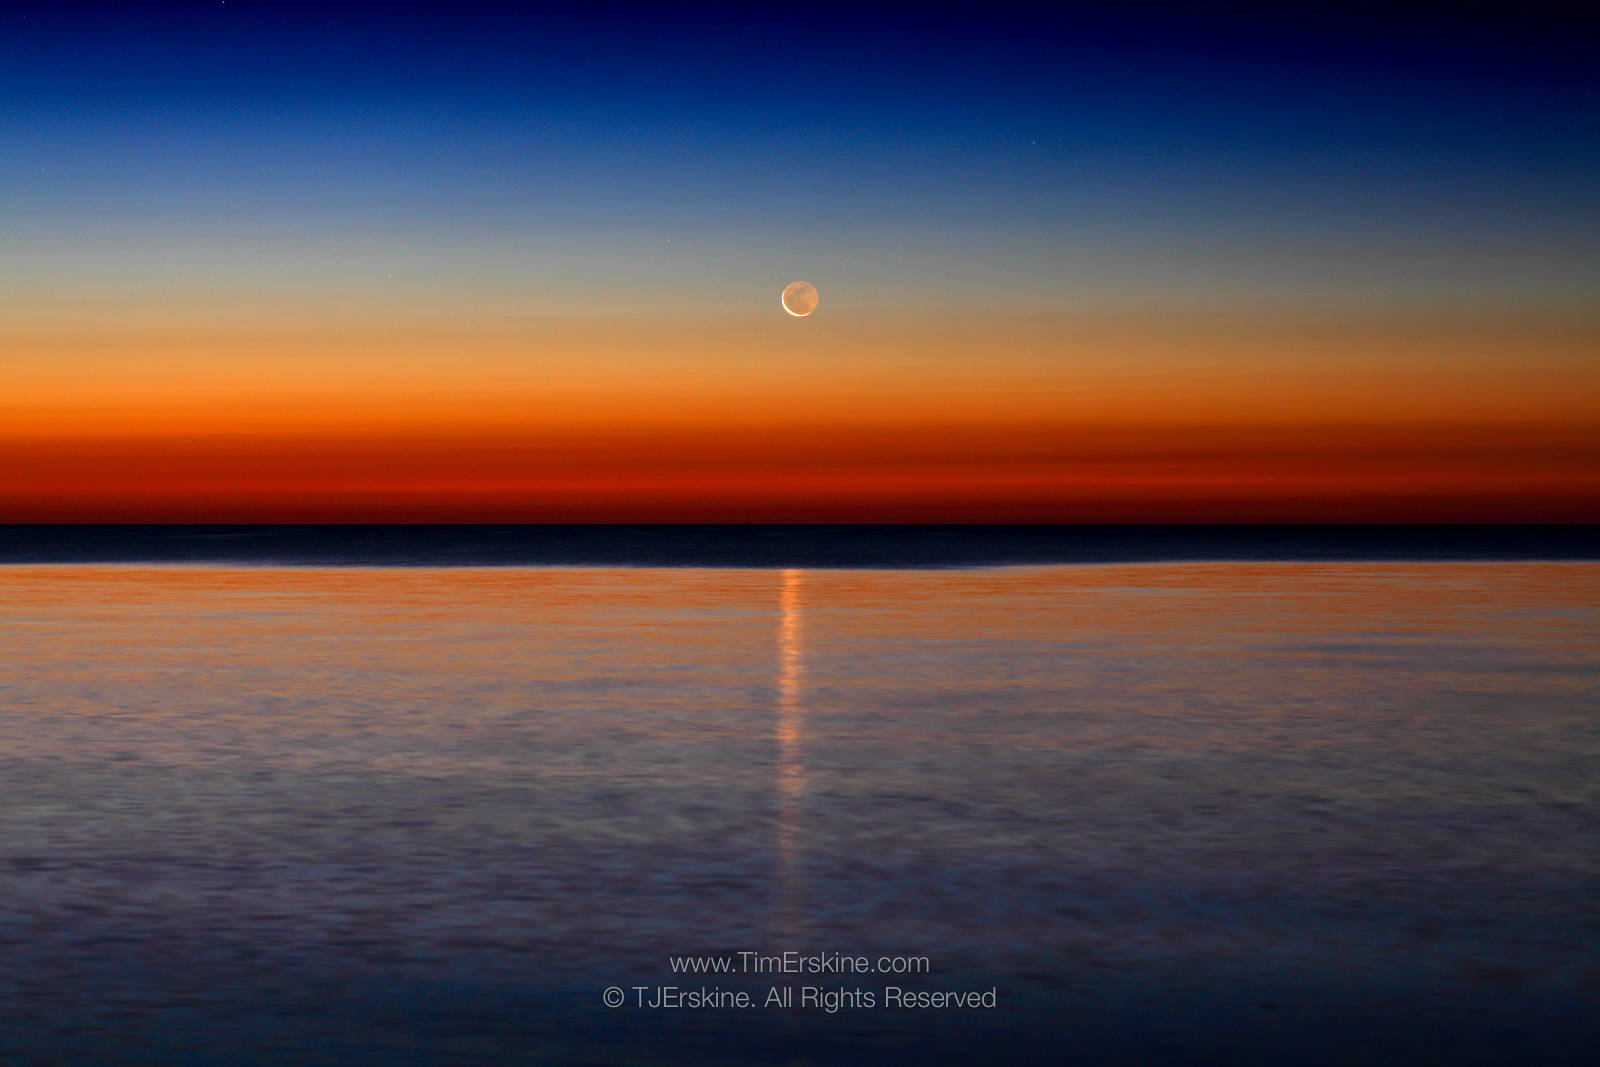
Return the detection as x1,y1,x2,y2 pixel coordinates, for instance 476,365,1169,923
5,310,1596,522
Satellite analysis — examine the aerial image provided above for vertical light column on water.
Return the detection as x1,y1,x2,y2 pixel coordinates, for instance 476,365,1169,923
775,568,806,940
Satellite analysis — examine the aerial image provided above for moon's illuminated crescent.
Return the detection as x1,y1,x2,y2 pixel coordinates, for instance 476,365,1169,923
780,281,819,318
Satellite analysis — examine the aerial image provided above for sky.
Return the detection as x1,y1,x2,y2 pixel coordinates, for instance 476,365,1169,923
3,3,1598,521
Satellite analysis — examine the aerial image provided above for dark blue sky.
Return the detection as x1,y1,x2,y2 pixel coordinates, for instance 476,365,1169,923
4,3,1597,312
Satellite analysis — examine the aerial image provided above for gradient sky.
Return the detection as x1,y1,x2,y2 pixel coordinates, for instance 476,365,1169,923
4,4,1598,521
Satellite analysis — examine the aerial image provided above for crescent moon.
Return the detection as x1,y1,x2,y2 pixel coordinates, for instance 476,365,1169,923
780,281,819,318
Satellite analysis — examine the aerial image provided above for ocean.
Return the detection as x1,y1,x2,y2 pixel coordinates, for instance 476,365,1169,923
0,532,1596,1063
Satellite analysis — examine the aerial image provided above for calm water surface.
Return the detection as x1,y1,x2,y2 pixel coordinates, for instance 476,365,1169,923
0,563,1596,1063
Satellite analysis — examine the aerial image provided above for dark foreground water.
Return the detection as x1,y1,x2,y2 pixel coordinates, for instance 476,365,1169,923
0,562,1596,1064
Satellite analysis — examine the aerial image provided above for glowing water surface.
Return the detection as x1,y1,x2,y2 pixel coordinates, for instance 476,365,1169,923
0,563,1595,1063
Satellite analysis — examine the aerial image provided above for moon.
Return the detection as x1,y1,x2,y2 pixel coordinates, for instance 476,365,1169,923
780,281,819,318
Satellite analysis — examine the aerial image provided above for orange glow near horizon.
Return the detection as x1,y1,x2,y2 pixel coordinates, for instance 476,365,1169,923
4,308,1598,522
